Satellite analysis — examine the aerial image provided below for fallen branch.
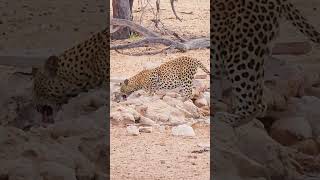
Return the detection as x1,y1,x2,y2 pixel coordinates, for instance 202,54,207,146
115,47,169,56
111,37,210,54
111,37,185,50
111,18,209,55
180,11,193,15
111,18,159,37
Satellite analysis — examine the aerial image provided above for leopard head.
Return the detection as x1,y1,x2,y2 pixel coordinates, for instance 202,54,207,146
119,79,135,100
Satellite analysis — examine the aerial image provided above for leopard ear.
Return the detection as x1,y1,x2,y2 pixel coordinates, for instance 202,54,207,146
124,79,129,85
45,55,59,76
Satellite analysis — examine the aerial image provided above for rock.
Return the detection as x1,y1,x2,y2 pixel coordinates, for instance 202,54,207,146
94,172,108,180
182,100,200,118
139,126,153,133
126,125,139,136
199,106,210,116
8,158,40,180
194,97,207,107
171,124,195,137
110,111,135,125
162,95,184,107
39,161,77,180
263,86,287,111
270,117,312,146
165,92,180,98
134,105,148,116
127,90,147,99
272,96,320,137
168,108,186,124
110,105,139,125
203,92,210,104
264,57,305,99
212,99,228,112
291,139,319,156
139,116,155,126
144,99,184,122
236,121,301,179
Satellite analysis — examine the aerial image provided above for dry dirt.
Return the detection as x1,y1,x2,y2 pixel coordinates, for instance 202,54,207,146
110,0,210,179
1,0,320,179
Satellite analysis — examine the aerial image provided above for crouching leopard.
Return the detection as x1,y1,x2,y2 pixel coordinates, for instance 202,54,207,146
119,56,210,100
32,27,109,123
212,0,320,127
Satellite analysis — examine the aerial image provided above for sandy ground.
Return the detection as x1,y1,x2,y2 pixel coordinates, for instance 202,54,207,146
0,0,106,51
1,0,320,179
110,0,210,179
110,126,210,180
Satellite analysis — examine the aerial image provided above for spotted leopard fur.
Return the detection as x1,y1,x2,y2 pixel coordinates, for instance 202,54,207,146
211,0,320,127
120,56,210,99
32,27,109,123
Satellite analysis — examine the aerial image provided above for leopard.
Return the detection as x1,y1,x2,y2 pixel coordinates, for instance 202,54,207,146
211,0,320,127
32,27,109,123
119,56,210,100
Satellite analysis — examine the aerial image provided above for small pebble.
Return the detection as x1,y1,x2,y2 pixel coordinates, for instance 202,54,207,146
126,125,139,136
139,126,153,133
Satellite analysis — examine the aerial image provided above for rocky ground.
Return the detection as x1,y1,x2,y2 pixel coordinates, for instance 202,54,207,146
110,0,210,179
0,0,108,179
212,0,320,179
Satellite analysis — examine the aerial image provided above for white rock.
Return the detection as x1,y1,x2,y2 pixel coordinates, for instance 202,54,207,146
164,92,180,98
110,111,135,124
139,116,155,126
168,113,185,124
171,124,195,137
144,99,183,122
139,126,153,133
126,125,139,136
162,95,184,107
182,100,200,118
203,92,210,105
194,97,208,107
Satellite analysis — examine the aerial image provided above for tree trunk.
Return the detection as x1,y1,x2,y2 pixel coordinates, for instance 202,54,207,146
112,0,134,39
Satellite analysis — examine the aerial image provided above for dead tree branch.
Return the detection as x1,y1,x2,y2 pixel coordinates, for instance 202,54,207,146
111,18,159,37
170,0,182,21
111,18,209,55
115,47,169,56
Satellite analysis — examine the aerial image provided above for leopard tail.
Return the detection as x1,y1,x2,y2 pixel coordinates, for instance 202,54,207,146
196,60,210,75
281,0,320,44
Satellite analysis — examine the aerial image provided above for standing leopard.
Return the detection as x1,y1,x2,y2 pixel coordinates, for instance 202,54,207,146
119,56,210,99
212,0,320,127
32,27,109,123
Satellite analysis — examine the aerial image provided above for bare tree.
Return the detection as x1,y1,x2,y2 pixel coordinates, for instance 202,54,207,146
112,0,134,39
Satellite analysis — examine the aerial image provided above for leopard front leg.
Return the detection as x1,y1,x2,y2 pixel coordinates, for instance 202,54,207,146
213,47,268,127
180,80,193,100
146,71,159,96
